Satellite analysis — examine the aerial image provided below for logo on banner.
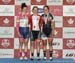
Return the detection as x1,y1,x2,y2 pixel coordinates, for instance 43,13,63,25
66,0,75,4
0,27,14,38
1,39,10,48
2,0,11,4
47,0,62,5
1,28,12,35
68,8,74,14
0,5,14,16
53,51,59,58
0,7,11,15
4,29,9,34
66,40,75,48
67,18,74,25
4,8,10,13
38,8,43,13
66,53,75,57
53,42,60,46
3,18,9,25
54,9,60,13
54,30,58,36
36,0,41,2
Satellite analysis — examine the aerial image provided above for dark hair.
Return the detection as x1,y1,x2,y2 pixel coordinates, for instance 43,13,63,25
21,3,27,10
43,5,49,10
32,6,38,11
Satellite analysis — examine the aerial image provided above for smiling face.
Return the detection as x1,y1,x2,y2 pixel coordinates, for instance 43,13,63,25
21,3,27,13
43,6,49,15
32,6,38,15
22,7,27,13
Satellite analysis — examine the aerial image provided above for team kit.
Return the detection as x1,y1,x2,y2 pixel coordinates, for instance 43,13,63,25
16,3,55,60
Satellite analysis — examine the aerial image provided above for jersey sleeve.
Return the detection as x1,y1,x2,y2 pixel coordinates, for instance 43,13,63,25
49,13,54,19
49,13,55,22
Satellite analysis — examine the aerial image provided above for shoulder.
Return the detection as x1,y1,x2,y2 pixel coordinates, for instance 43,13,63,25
41,14,44,17
28,14,33,18
37,15,41,19
30,14,33,17
37,14,40,17
48,13,54,19
49,13,53,17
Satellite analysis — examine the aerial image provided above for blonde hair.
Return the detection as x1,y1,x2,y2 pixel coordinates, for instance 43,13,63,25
32,6,38,11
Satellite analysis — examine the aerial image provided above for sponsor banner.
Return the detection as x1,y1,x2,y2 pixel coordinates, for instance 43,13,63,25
31,0,46,5
63,0,75,5
0,16,14,27
0,5,14,16
63,16,75,27
14,38,19,49
0,49,14,58
14,16,16,27
63,6,75,16
0,38,14,49
0,0,75,59
49,6,63,16
63,50,75,59
0,27,14,38
15,0,31,5
47,0,63,5
14,49,19,58
54,16,63,27
0,0,14,5
63,27,75,38
53,38,63,49
63,39,75,49
54,28,62,38
53,50,62,58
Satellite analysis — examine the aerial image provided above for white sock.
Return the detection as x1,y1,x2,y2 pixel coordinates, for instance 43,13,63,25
40,49,44,59
34,49,37,59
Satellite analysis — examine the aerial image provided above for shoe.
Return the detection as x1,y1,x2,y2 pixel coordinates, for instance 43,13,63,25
37,57,40,60
44,57,46,60
20,56,23,60
19,52,23,60
50,57,53,61
30,56,34,60
24,57,28,60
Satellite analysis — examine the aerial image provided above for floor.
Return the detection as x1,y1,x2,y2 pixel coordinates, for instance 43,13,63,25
0,58,75,63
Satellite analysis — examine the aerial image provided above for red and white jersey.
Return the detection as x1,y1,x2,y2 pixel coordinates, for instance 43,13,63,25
29,14,43,31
